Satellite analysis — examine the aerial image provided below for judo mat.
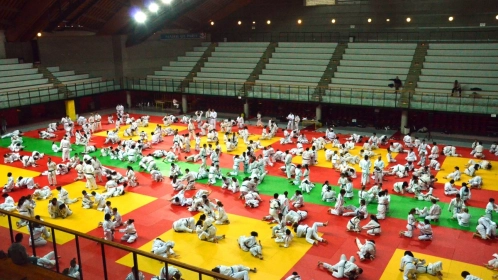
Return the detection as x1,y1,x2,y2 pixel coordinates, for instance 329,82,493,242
381,249,495,280
117,213,317,280
0,113,497,279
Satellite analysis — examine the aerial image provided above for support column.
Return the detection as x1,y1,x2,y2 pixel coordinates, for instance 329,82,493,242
316,105,322,121
182,95,187,113
65,100,76,121
0,30,6,59
400,110,408,133
243,100,249,118
126,91,132,109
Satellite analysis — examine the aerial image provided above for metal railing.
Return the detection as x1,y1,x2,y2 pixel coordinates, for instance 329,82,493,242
0,209,233,280
1,76,498,114
0,79,121,109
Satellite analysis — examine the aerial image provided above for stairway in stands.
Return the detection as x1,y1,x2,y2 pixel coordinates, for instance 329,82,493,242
37,65,71,98
399,42,428,107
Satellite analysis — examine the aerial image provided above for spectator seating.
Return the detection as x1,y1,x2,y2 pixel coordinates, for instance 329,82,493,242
330,43,415,89
0,58,59,108
0,58,53,93
47,67,120,96
187,42,269,96
133,43,209,92
418,43,498,95
248,42,336,100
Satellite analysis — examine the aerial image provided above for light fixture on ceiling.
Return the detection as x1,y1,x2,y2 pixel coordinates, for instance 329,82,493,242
386,18,390,22
331,19,336,24
148,2,159,13
367,18,372,23
406,17,411,22
210,21,214,26
37,32,42,37
134,11,147,23
238,21,242,25
297,19,302,24
449,16,454,21
267,20,271,25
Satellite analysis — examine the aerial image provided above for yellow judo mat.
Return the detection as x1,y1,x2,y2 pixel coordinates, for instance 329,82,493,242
292,143,398,172
93,123,187,142
0,180,156,244
380,249,496,280
117,213,316,280
435,157,498,190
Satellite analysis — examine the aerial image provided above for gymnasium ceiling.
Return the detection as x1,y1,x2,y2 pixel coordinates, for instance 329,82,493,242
0,0,255,45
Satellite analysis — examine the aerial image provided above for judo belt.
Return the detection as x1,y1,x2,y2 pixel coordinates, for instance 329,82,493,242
408,223,415,230
48,170,55,173
304,226,311,236
230,267,235,275
349,220,359,230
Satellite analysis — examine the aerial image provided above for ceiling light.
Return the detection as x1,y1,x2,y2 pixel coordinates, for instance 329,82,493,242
331,19,336,24
238,21,242,25
210,21,214,26
406,17,411,22
37,32,42,37
297,19,302,24
252,21,256,24
367,18,372,23
134,11,147,23
267,20,271,25
148,2,159,13
496,15,498,20
448,16,454,21
162,0,172,4
386,18,390,22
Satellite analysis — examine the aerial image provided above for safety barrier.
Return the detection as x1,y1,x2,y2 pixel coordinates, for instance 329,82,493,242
0,209,233,280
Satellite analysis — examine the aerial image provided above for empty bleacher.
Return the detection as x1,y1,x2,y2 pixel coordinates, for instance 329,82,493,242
330,43,415,89
132,43,208,92
417,43,498,96
187,42,269,96
0,58,59,108
249,42,336,100
321,43,416,106
47,66,120,96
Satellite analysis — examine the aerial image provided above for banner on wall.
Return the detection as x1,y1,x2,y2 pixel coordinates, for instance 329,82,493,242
160,33,206,40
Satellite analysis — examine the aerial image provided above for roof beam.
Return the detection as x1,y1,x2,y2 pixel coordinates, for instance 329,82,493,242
65,0,100,26
46,0,88,32
5,0,58,42
0,5,19,13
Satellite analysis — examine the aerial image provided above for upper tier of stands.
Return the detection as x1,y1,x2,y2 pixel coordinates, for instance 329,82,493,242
330,43,415,90
249,42,336,99
47,66,120,96
418,43,498,95
0,58,53,94
132,42,209,92
0,58,58,108
187,42,269,95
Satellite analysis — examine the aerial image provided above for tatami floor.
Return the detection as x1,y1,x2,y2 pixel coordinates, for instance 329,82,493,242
0,112,497,279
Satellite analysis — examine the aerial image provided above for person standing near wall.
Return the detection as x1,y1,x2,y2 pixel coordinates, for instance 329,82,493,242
1,116,6,135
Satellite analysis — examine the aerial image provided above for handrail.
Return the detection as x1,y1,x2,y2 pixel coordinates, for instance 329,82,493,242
128,76,498,99
0,209,233,280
